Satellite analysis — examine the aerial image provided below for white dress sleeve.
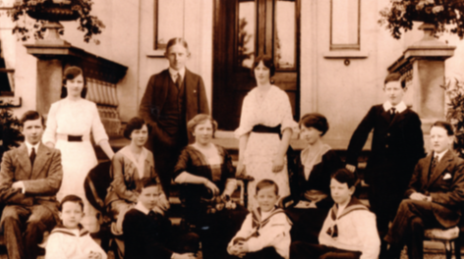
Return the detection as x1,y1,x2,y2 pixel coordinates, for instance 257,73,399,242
42,102,59,145
278,90,298,133
234,94,254,138
90,102,109,144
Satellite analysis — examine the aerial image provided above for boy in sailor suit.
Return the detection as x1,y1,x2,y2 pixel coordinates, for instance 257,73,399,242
291,169,380,259
228,179,291,259
45,195,106,259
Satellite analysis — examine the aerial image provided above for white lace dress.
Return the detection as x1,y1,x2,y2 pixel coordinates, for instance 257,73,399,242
235,85,297,209
43,98,108,232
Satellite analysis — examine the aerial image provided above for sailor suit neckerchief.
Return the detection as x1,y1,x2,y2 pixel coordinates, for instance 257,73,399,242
326,197,368,238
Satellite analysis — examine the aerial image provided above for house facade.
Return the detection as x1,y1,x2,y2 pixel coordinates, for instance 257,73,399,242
1,0,464,150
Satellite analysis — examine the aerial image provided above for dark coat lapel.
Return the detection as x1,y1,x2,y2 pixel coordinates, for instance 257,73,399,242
427,150,454,188
31,143,50,179
421,154,433,188
380,107,391,125
389,110,405,128
158,70,171,114
16,144,31,177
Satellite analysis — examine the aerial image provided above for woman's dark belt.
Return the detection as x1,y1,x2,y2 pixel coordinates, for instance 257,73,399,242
57,133,90,142
251,124,282,139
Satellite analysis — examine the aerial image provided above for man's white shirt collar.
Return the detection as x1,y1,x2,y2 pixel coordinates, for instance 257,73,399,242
24,141,40,156
169,67,186,83
434,149,448,162
135,202,153,215
383,101,407,113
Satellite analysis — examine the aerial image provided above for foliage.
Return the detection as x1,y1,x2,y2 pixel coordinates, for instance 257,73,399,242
443,79,464,157
237,17,253,68
7,0,104,43
379,0,464,39
0,106,22,161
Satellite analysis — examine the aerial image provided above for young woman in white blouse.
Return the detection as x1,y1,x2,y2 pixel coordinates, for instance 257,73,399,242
235,55,297,209
43,66,114,232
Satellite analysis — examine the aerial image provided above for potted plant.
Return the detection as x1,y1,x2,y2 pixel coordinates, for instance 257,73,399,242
8,0,104,43
0,106,22,162
442,79,464,157
379,0,464,39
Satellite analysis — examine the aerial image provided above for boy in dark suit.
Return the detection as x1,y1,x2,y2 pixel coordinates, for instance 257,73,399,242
385,121,464,259
0,111,63,259
123,178,199,259
345,73,425,240
139,38,209,196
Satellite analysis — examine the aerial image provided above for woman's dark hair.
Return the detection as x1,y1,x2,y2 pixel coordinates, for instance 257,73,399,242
20,110,44,127
123,117,151,140
432,121,454,136
252,55,276,77
331,168,357,189
60,66,88,98
186,114,218,139
165,37,189,54
59,195,84,212
299,113,329,136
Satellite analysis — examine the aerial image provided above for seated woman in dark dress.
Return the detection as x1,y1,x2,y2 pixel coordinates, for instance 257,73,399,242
105,117,169,236
173,114,246,259
284,113,344,243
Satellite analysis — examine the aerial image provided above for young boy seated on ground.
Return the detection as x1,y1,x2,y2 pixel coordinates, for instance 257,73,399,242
291,169,380,259
45,195,107,259
228,179,292,259
123,178,199,259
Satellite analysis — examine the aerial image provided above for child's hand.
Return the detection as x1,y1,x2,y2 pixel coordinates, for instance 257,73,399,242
87,251,102,259
346,164,356,173
272,155,284,172
229,244,241,256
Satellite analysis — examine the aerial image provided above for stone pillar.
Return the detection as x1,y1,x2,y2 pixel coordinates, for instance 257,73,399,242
36,59,63,116
388,24,455,133
24,21,69,117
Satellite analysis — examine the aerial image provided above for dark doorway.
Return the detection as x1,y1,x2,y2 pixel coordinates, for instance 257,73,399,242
213,0,300,130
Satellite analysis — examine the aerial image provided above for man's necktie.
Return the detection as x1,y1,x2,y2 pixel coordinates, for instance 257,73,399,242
390,107,396,121
428,155,439,180
148,210,156,218
30,147,36,166
175,73,182,89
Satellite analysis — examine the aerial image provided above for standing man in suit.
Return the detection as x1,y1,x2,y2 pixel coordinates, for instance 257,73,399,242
345,73,425,243
384,121,464,259
0,110,63,259
139,38,209,196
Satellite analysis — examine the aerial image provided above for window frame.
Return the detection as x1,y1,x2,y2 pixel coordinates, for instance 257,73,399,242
329,0,361,51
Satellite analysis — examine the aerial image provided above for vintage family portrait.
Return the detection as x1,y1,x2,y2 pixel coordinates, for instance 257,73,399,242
2,0,464,259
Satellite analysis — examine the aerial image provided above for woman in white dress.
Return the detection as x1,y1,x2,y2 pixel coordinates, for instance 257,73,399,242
235,55,297,209
43,66,115,232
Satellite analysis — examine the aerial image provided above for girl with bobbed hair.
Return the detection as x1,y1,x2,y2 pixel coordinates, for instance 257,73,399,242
105,117,169,235
284,113,344,243
43,66,115,232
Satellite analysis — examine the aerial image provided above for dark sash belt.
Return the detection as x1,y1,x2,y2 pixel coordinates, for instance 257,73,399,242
252,124,282,139
68,135,83,142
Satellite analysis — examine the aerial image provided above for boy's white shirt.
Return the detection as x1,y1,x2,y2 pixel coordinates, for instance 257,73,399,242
319,199,380,259
383,101,407,113
45,226,107,259
228,207,292,259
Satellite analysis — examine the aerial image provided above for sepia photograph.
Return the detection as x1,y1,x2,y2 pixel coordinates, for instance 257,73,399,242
1,0,464,258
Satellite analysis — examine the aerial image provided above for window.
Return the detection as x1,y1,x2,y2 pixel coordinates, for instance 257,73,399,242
330,0,360,50
274,0,296,70
154,0,185,50
0,18,15,96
